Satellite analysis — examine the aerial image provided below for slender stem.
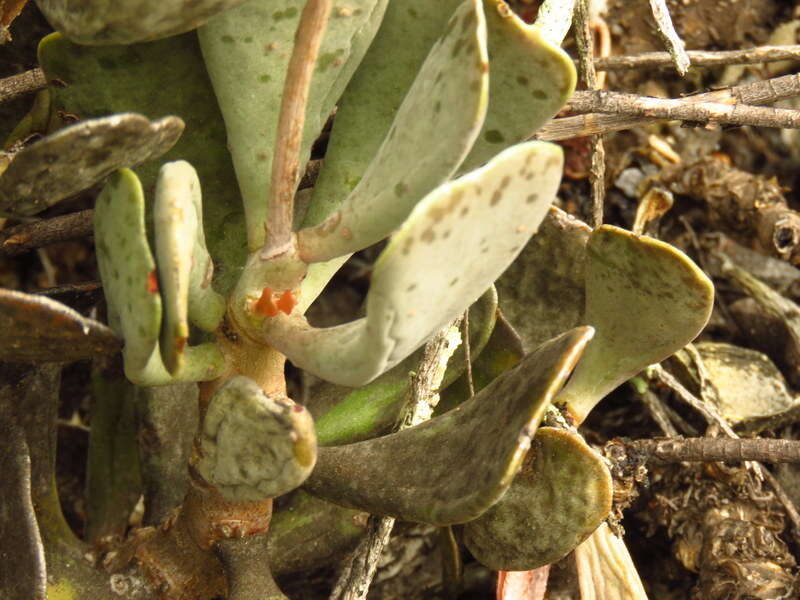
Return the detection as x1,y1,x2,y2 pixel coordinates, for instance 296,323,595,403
595,45,800,71
263,0,333,260
574,0,605,228
648,0,690,75
615,437,800,463
0,68,46,104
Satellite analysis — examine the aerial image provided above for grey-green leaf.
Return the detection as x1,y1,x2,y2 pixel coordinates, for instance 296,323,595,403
198,0,389,250
0,113,183,216
296,0,489,263
463,427,612,571
303,327,593,525
36,0,249,44
263,141,564,386
197,376,317,502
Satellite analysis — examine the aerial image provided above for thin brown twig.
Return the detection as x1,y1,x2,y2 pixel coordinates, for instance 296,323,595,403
565,89,800,129
329,319,462,600
574,0,605,228
0,68,46,105
263,0,332,259
539,72,800,141
648,0,690,75
0,209,93,256
462,310,475,398
596,45,800,71
618,437,800,463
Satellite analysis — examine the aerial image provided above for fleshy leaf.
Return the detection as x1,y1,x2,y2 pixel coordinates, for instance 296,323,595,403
311,287,497,446
303,327,593,525
94,168,161,372
94,168,224,385
264,141,564,386
197,376,317,502
37,0,248,44
296,0,489,263
0,287,121,362
463,427,612,571
38,32,245,293
305,0,575,227
557,225,714,423
154,161,225,374
268,490,367,576
0,113,183,216
198,0,389,250
496,207,589,351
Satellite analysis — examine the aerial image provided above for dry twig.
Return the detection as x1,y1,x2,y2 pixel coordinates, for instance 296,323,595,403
0,210,93,256
616,437,800,464
647,0,690,75
0,68,46,105
574,0,605,228
596,45,800,71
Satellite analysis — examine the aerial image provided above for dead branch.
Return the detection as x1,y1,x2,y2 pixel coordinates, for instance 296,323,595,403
0,68,46,104
0,209,93,256
648,0,690,75
596,45,800,71
614,437,800,464
574,0,605,228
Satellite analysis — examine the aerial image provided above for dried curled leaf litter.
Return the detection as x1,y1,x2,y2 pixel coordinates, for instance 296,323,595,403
197,376,317,502
0,113,183,216
303,327,593,525
36,0,248,44
262,140,564,386
463,427,613,571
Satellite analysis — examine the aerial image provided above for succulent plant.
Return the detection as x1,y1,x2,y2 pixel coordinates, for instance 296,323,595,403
0,1,716,598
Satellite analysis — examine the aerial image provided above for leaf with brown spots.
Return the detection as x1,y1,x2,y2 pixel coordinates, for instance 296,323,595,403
297,0,489,263
0,113,183,216
0,287,120,362
304,327,593,525
556,225,714,423
37,0,248,44
264,141,564,386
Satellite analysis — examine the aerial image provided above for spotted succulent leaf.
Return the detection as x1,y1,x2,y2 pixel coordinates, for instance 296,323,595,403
296,0,489,263
0,113,183,216
154,160,224,374
463,427,612,571
557,225,714,423
304,327,593,525
36,0,248,44
264,141,563,386
198,0,389,250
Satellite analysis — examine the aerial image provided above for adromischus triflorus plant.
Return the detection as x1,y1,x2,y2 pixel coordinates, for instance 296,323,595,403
0,0,714,597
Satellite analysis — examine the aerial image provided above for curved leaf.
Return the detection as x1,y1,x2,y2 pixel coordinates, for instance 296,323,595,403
0,288,120,362
37,0,248,44
463,427,612,571
557,225,714,423
265,141,563,386
0,113,182,216
303,327,593,525
296,0,489,262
